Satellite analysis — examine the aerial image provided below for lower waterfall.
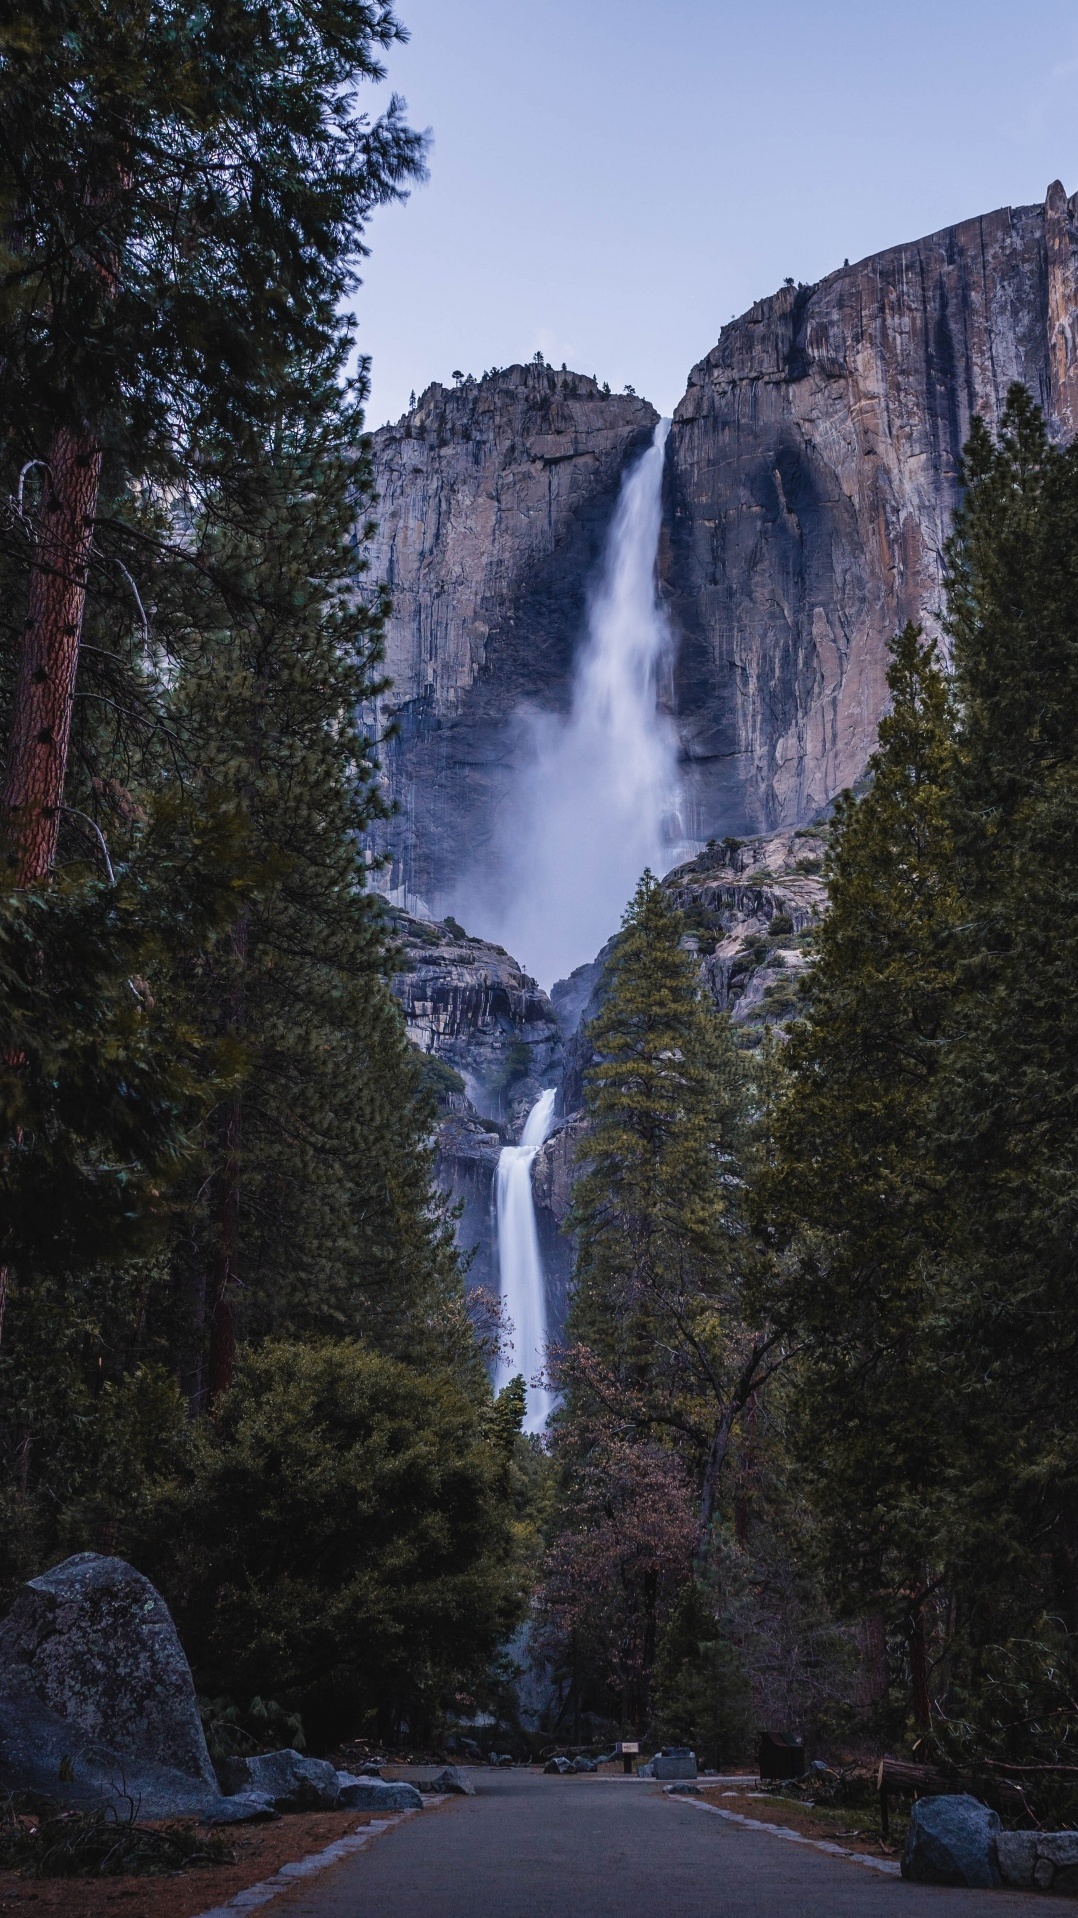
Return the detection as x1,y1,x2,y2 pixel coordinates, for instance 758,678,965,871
494,1088,557,1433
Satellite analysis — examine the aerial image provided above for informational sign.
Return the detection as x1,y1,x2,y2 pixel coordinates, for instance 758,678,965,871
616,1742,640,1754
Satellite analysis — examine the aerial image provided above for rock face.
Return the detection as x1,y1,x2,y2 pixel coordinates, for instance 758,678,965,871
665,184,1078,839
0,1553,221,1816
365,365,659,911
387,907,562,1297
663,827,828,1038
901,1794,1002,1889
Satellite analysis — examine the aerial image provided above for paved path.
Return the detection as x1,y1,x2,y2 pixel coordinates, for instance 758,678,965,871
270,1771,1052,1918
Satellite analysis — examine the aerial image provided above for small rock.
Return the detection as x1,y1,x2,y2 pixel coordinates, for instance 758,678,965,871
334,1776,423,1812
219,1749,340,1810
901,1794,1002,1889
427,1766,476,1796
200,1791,278,1825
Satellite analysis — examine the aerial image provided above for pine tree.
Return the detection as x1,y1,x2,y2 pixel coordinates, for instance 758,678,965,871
936,387,1078,1673
762,624,960,1726
566,873,771,1529
154,354,469,1396
0,0,423,881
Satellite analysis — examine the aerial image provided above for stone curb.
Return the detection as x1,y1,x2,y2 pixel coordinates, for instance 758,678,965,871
190,1800,447,1917
666,1789,902,1877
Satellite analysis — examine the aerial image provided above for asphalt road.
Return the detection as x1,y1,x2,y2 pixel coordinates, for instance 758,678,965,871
270,1771,1053,1918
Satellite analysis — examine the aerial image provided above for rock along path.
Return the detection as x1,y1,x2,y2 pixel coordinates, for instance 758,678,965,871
266,1771,1053,1918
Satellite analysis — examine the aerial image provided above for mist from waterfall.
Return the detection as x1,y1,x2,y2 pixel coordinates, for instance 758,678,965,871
494,1087,558,1433
468,418,685,991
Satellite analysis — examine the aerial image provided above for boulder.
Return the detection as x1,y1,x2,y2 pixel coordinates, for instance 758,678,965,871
901,1794,1002,1889
998,1830,1078,1894
653,1748,697,1781
427,1766,476,1796
219,1749,340,1810
334,1775,423,1812
572,1756,598,1773
0,1553,223,1818
543,1756,573,1775
200,1791,279,1825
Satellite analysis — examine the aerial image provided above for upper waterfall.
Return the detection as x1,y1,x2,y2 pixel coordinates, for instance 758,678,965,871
466,419,685,989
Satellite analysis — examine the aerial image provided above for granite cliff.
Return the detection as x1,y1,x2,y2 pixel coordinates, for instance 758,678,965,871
367,186,1078,893
364,364,658,910
665,182,1078,835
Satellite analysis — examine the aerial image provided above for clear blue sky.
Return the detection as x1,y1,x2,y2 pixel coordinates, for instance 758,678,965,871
357,1,1078,427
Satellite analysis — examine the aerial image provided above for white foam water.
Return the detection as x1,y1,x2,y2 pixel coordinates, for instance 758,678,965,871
470,418,685,991
493,1088,558,1434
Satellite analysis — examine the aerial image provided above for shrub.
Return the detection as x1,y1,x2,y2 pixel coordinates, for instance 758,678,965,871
143,1342,527,1749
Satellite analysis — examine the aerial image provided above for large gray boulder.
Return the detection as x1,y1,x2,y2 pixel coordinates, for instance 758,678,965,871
0,1552,223,1817
219,1748,341,1810
901,1794,1002,1888
334,1774,423,1812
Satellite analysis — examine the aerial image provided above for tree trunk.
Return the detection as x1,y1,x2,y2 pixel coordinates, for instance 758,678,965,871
207,1091,241,1405
207,913,248,1406
698,1411,734,1547
2,426,102,885
908,1597,932,1731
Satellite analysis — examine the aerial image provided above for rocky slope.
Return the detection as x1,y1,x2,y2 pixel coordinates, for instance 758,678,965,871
665,183,1078,836
386,908,563,1294
387,831,829,1340
364,365,659,910
530,828,829,1301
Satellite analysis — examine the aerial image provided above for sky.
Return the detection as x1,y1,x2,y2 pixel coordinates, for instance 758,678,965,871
355,0,1078,428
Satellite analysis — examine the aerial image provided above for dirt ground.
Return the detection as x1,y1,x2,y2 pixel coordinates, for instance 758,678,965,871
0,1808,387,1918
694,1781,905,1862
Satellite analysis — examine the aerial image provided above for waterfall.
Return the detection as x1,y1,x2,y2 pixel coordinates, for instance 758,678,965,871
483,422,685,1434
467,417,685,991
494,1087,557,1434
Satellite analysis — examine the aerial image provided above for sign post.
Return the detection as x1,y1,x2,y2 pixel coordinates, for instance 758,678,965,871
616,1740,640,1776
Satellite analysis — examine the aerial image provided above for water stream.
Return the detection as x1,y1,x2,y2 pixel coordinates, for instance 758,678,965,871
494,1087,558,1433
489,422,683,1432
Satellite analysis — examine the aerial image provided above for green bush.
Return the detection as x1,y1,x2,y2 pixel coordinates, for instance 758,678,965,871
143,1341,527,1749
